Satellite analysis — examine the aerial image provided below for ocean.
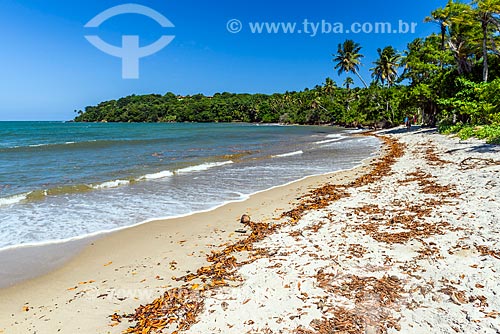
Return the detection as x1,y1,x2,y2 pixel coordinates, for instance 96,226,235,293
0,122,380,250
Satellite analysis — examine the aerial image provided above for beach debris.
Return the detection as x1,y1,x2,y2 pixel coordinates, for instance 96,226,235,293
114,135,412,334
283,185,350,222
294,306,401,334
283,136,404,224
475,245,500,260
482,310,499,319
440,286,469,305
121,286,205,333
240,214,251,224
295,273,404,334
459,157,500,170
169,260,178,270
347,244,367,258
235,229,247,234
425,147,452,165
119,220,279,333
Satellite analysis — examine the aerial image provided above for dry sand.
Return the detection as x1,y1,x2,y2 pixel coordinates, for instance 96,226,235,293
188,128,500,334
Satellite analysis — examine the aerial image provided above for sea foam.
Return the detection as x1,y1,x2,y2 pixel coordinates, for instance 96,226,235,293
272,150,304,158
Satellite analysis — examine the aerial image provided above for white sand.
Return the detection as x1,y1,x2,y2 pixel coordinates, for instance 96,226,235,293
189,128,500,333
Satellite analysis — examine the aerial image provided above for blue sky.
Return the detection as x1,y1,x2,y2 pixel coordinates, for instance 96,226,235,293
0,0,446,120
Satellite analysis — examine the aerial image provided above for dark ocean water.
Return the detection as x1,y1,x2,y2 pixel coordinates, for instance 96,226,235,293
0,122,380,249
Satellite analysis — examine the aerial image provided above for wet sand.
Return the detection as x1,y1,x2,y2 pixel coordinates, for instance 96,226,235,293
0,154,376,333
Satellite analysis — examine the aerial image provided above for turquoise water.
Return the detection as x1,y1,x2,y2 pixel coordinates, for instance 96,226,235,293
0,122,380,249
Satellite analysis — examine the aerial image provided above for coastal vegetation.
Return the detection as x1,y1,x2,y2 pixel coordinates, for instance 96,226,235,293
74,0,500,143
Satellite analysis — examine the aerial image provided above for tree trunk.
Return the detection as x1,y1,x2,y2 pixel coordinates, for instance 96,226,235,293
386,100,394,124
354,69,369,88
440,24,446,69
440,24,446,51
482,21,489,82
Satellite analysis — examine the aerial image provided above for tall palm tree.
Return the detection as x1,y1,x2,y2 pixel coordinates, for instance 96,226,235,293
472,0,500,82
371,46,401,123
333,40,368,88
425,1,454,51
371,46,401,87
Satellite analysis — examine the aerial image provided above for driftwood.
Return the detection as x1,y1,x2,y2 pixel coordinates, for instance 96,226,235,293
459,157,500,170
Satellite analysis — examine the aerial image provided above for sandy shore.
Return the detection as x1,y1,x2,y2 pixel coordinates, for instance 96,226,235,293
186,128,500,334
2,128,499,334
0,146,376,333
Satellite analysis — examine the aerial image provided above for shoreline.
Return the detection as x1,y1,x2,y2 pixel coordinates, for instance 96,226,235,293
0,124,377,253
0,143,381,333
3,129,498,333
0,155,374,252
0,150,379,289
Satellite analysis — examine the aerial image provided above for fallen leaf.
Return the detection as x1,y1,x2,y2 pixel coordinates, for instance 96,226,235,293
484,311,499,319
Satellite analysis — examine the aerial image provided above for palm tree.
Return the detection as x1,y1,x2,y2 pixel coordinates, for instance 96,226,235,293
343,77,354,90
472,0,500,82
371,46,401,87
425,1,454,51
333,40,368,88
341,77,356,114
371,46,401,123
323,77,337,95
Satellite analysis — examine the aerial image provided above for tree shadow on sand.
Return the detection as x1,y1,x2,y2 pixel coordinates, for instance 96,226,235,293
379,126,435,135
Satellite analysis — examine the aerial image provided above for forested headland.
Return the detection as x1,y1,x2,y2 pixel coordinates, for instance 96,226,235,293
75,0,500,143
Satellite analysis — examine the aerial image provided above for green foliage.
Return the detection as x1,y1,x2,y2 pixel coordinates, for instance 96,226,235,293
440,123,500,144
74,85,348,125
438,77,500,124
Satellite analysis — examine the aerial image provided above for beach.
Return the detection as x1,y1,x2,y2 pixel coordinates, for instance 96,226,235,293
0,144,375,333
0,123,377,251
1,128,499,333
